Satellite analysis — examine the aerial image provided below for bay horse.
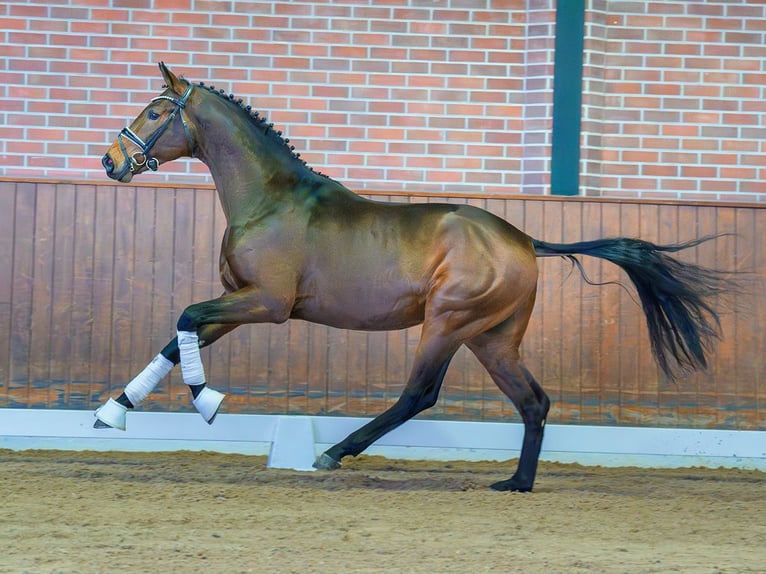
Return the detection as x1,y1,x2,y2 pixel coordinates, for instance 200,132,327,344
97,63,726,492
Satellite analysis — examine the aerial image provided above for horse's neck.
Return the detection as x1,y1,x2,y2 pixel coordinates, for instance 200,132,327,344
192,99,358,223
198,125,307,224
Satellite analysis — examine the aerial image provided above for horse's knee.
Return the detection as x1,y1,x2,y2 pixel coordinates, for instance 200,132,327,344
176,308,198,332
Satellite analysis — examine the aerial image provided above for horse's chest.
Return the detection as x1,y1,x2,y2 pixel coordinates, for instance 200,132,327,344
218,223,302,291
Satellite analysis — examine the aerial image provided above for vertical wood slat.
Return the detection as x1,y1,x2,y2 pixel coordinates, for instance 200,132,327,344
561,199,584,418
109,186,135,400
597,202,622,424
9,184,35,407
90,186,116,405
129,189,156,383
713,207,738,428
68,185,95,408
730,208,762,427
0,185,15,406
151,188,178,410
752,209,766,428
692,204,720,427
28,183,56,408
48,184,76,408
0,180,764,431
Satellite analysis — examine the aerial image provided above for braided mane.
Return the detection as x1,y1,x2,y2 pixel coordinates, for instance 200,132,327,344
178,77,322,175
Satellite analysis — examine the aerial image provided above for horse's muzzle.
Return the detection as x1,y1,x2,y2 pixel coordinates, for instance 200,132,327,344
102,153,132,182
102,153,115,174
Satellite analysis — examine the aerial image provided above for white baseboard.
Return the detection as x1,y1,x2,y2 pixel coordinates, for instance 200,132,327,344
0,408,764,471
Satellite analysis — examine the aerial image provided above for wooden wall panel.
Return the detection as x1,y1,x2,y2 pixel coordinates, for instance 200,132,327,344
0,182,14,407
1,179,764,430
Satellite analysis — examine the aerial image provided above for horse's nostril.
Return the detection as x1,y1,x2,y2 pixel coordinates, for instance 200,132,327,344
102,154,114,173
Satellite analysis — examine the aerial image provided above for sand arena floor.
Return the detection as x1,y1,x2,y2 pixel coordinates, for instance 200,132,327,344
1,449,764,573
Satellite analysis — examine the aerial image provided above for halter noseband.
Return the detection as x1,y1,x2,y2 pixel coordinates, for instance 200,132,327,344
117,83,195,173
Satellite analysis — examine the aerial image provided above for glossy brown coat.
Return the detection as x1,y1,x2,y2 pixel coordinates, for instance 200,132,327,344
100,64,727,491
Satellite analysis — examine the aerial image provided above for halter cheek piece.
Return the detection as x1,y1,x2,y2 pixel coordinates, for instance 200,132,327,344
117,83,195,173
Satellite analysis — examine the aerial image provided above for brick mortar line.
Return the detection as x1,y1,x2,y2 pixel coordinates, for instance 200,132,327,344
3,72,536,83
4,19,526,30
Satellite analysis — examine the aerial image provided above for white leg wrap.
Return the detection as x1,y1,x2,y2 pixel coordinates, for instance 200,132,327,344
192,386,225,424
124,353,174,406
177,330,206,386
177,329,225,423
94,398,128,431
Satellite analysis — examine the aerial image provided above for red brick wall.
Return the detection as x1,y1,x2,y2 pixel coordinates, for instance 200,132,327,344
1,0,763,201
582,1,766,201
0,0,555,195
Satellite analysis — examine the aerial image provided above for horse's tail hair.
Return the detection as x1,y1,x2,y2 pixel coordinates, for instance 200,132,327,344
531,234,732,380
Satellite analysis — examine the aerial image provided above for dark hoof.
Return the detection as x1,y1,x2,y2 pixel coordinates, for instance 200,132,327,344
313,452,342,470
93,419,113,429
490,478,533,493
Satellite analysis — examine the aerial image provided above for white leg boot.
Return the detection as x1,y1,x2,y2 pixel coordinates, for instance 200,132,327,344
93,353,174,431
192,386,225,424
94,398,128,431
178,330,225,423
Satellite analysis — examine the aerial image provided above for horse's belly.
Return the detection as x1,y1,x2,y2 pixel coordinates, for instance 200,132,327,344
292,282,425,331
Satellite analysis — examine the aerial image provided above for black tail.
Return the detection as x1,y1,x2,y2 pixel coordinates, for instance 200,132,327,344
532,235,730,379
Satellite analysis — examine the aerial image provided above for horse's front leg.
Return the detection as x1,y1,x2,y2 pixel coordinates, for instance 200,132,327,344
94,323,237,430
173,285,293,413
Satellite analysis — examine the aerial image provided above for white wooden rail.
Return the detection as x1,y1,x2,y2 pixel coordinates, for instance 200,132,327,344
1,409,764,471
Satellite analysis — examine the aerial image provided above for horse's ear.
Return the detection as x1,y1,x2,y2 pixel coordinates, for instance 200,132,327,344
158,62,185,96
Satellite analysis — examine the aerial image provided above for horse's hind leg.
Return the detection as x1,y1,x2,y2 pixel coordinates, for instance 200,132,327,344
490,363,549,492
467,313,550,492
314,333,459,469
94,323,236,430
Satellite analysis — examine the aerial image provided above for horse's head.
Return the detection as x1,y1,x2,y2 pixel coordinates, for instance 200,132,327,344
102,62,196,182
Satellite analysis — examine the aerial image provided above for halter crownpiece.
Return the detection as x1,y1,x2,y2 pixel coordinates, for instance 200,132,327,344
116,83,195,174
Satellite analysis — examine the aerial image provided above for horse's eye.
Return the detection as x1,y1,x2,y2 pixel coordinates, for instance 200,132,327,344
148,110,160,121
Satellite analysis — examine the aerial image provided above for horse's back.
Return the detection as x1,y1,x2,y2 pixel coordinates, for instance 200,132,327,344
293,196,538,331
